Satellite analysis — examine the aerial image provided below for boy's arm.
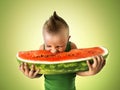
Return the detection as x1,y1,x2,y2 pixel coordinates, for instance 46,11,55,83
70,42,78,49
19,45,44,79
70,42,106,76
39,44,44,50
76,55,106,76
19,63,42,79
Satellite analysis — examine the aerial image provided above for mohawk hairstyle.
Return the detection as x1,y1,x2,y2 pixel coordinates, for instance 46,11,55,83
43,11,69,34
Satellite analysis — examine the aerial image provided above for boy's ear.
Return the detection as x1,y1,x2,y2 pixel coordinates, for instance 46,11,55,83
68,36,71,41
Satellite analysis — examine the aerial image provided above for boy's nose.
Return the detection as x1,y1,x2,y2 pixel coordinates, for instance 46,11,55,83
51,49,58,54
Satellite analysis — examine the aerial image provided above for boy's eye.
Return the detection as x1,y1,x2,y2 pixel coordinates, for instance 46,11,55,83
56,46,63,48
46,45,51,47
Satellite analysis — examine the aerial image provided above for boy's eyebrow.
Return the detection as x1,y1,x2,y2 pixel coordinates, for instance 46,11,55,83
46,44,65,47
46,44,51,46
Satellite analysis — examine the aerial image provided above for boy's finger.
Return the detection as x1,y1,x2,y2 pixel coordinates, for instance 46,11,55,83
99,55,106,68
33,69,40,77
29,65,35,77
19,63,25,73
31,64,35,70
96,56,101,68
87,60,92,70
92,56,98,68
24,63,29,75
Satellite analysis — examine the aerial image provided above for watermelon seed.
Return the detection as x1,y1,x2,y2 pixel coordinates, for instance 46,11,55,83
41,55,43,57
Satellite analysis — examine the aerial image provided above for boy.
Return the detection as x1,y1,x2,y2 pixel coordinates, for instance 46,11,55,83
19,11,105,90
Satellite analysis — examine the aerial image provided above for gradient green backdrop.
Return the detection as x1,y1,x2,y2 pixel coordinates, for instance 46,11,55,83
0,0,120,90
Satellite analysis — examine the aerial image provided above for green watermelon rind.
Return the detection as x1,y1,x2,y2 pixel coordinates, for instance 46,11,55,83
17,60,89,74
17,46,108,74
17,54,108,75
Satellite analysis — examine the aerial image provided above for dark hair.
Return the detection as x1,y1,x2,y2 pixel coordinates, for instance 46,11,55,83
43,11,69,34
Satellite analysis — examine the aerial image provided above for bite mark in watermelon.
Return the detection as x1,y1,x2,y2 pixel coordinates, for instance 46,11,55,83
16,46,108,74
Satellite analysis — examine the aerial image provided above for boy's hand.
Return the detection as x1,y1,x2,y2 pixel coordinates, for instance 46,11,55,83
77,55,106,76
19,63,42,78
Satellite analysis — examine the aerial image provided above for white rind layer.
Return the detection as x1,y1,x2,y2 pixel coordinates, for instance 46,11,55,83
16,46,108,64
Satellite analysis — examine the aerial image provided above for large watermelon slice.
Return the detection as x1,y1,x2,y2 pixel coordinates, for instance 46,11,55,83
16,46,108,74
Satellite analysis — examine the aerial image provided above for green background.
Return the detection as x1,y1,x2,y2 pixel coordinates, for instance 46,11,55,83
0,0,120,90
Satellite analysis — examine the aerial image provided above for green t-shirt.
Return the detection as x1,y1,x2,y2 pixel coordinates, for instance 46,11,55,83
44,42,76,90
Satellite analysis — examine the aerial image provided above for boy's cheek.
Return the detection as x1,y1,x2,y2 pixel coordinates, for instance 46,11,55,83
45,47,50,51
45,46,66,53
59,47,66,52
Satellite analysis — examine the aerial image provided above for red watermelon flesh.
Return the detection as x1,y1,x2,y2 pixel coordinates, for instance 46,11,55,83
18,47,107,62
17,46,108,74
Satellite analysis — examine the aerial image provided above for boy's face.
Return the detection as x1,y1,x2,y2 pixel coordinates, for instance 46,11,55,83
43,29,70,53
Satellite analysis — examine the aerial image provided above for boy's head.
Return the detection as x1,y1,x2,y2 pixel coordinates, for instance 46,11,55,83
43,11,69,36
42,11,70,53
